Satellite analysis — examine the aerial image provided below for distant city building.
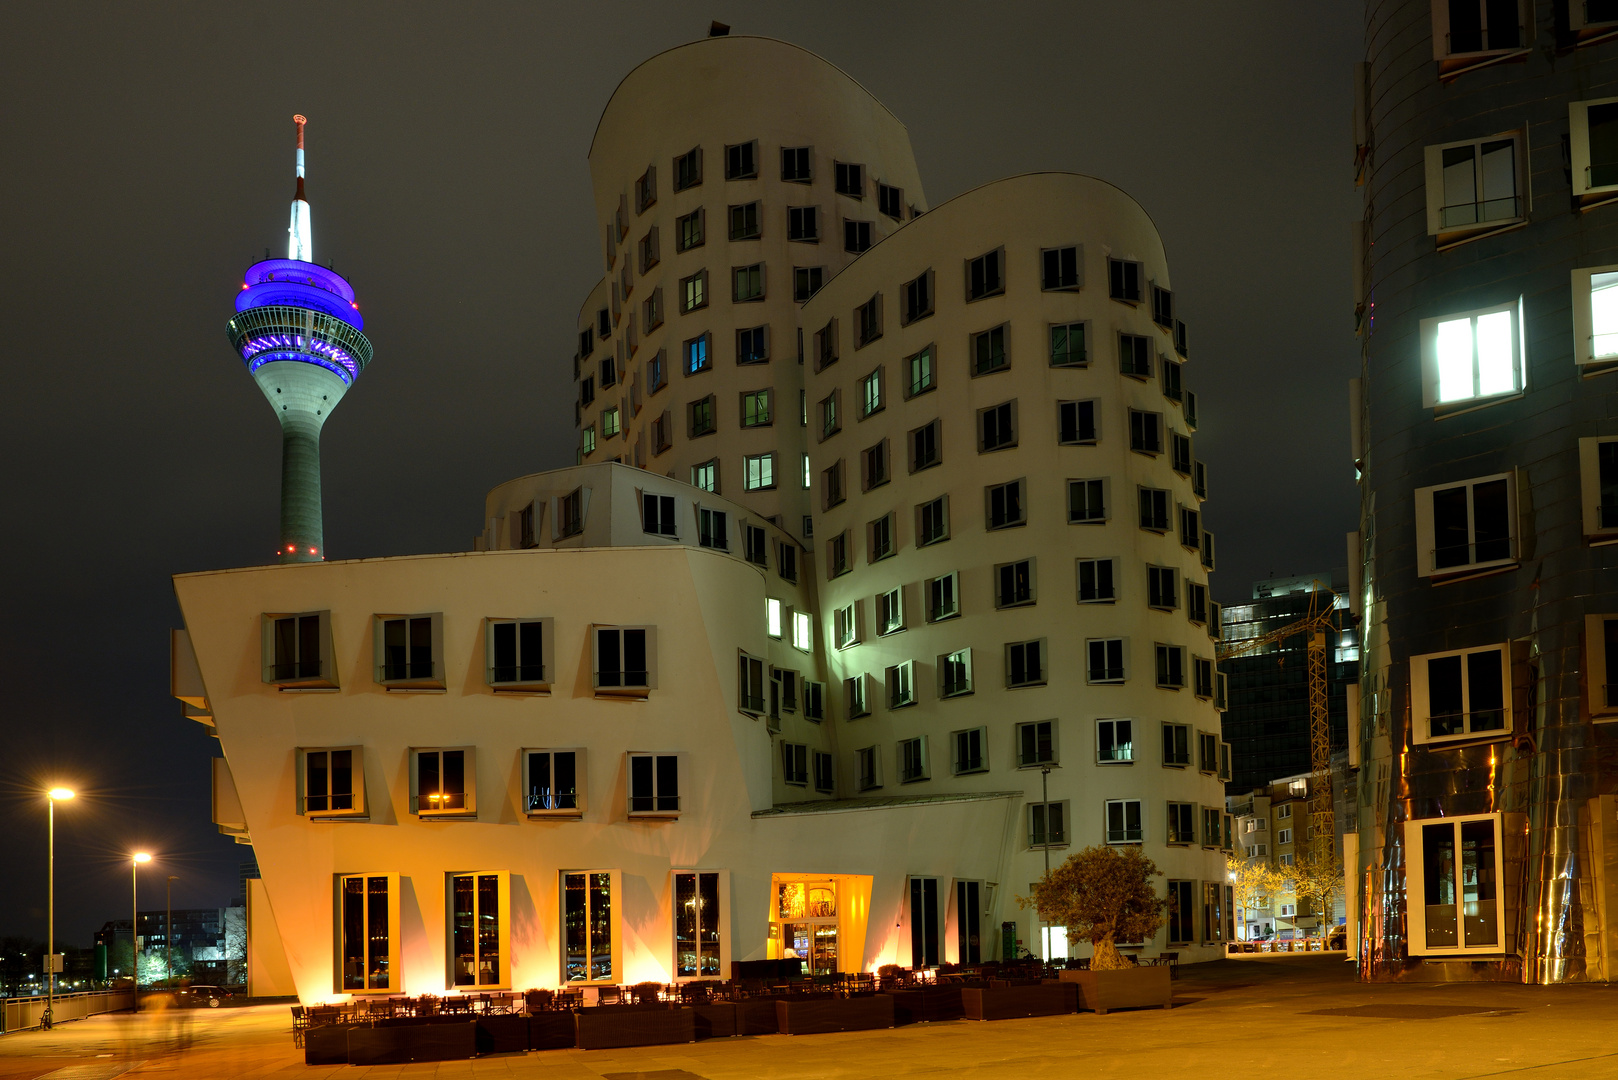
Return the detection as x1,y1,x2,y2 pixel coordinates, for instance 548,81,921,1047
94,907,243,982
173,32,1233,1005
1227,753,1354,941
1355,3,1618,982
1218,572,1357,793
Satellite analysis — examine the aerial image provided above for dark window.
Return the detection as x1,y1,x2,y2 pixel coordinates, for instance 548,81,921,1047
1042,246,1080,290
987,480,1025,529
878,183,903,219
1059,400,1097,444
794,266,825,301
788,206,819,241
1432,477,1512,569
1108,257,1143,302
834,161,864,197
673,147,702,191
912,420,941,472
526,751,577,812
688,396,716,438
596,628,649,688
967,249,1004,300
729,202,761,241
725,141,757,180
1078,558,1115,602
1599,442,1618,529
490,621,545,684
972,326,1008,375
381,616,435,681
1139,488,1170,531
979,401,1015,451
629,753,679,813
1426,648,1506,738
737,325,769,365
1119,333,1152,377
1151,285,1173,327
1162,359,1183,402
1089,639,1124,682
1162,723,1191,765
1148,566,1177,609
642,493,677,536
677,209,704,251
1069,479,1106,523
1007,640,1045,687
903,271,933,324
996,559,1033,607
781,146,812,183
1050,322,1086,366
1156,645,1185,688
844,219,873,253
1018,720,1055,766
1129,410,1162,453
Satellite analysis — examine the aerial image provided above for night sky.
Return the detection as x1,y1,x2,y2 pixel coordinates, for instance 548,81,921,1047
0,2,1362,944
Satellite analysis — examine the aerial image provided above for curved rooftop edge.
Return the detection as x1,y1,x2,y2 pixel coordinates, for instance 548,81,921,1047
588,34,909,159
816,170,1170,295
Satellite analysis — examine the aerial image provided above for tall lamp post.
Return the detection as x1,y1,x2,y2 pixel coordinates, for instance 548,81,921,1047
131,853,151,991
165,876,179,987
45,787,75,1029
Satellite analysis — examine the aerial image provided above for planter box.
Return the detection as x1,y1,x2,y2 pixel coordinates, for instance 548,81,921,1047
961,984,1074,1021
891,987,965,1025
347,1021,475,1065
735,998,781,1035
775,995,894,1035
1060,966,1173,1014
474,1014,529,1055
527,1010,577,1050
575,1006,695,1050
303,1022,360,1065
691,1001,737,1040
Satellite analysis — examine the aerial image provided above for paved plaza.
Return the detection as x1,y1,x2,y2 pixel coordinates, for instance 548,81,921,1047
4,956,1618,1080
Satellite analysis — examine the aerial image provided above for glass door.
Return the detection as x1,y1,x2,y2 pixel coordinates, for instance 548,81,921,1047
776,880,839,975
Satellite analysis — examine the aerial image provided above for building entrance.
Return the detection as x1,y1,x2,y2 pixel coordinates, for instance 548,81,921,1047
776,881,838,975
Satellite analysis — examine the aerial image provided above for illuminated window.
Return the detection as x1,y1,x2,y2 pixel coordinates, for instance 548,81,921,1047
601,407,620,439
793,611,812,651
741,389,772,427
861,367,883,417
337,873,398,993
411,747,476,816
907,346,935,397
562,870,617,984
684,332,712,375
1420,299,1524,407
448,871,509,988
680,270,708,314
766,599,782,639
691,459,717,492
743,453,775,491
674,870,725,980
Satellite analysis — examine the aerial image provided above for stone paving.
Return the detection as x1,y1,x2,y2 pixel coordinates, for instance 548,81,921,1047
4,955,1618,1079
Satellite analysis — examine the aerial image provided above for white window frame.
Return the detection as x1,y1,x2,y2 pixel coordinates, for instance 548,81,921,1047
877,586,905,635
1585,614,1618,719
1422,133,1526,246
834,602,861,649
793,611,814,652
523,748,585,816
939,648,973,698
627,752,683,817
298,746,366,819
1571,99,1618,204
1573,269,1618,371
1413,470,1519,578
782,741,809,786
1418,298,1526,408
898,735,929,782
1015,718,1057,768
1076,557,1117,604
411,746,477,817
1028,800,1068,848
445,870,513,990
952,726,988,775
738,652,767,716
927,571,961,621
485,617,555,692
1429,2,1530,66
263,610,335,689
886,659,917,710
1403,812,1507,957
1410,643,1513,745
1096,718,1133,764
374,612,445,690
1104,798,1143,845
593,625,658,696
336,872,401,994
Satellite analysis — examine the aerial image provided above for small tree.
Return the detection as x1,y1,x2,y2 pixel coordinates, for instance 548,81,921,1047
1226,853,1285,939
1018,845,1166,970
1288,849,1344,933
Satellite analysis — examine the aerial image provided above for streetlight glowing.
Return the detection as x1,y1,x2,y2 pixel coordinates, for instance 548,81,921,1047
48,788,75,801
133,852,152,864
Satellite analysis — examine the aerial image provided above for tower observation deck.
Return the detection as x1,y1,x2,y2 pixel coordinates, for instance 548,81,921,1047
226,116,373,563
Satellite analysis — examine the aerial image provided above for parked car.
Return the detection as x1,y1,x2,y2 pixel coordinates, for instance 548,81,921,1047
173,984,232,1008
1327,924,1348,950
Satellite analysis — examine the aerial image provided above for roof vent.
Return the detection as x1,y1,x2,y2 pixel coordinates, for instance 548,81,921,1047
709,21,730,36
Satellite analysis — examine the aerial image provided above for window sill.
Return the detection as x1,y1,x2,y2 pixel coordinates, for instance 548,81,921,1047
276,685,340,694
384,685,447,694
1017,761,1058,770
526,809,583,819
1413,731,1510,749
305,813,369,822
595,687,652,700
1096,759,1133,766
491,684,552,695
629,810,682,819
1425,560,1518,585
417,811,477,820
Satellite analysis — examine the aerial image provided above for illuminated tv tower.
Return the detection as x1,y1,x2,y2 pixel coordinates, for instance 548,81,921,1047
226,115,373,563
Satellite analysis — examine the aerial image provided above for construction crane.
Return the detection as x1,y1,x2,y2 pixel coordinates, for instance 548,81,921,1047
1216,585,1340,881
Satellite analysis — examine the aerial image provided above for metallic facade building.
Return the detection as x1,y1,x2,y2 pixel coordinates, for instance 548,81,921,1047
1356,1,1618,983
1219,574,1357,795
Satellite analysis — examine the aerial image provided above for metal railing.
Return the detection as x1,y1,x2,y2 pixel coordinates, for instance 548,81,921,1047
1439,195,1521,228
226,304,373,381
1445,26,1524,55
3,990,134,1033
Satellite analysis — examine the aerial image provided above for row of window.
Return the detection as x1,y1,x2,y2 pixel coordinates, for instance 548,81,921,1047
1428,2,1617,76
808,562,1221,648
791,640,1227,720
299,746,682,822
1002,796,1234,853
618,143,911,214
819,485,1216,574
265,612,661,695
809,248,1188,359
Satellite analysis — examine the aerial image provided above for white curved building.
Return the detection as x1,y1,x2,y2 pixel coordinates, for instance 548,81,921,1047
801,173,1231,959
177,35,1235,1007
575,35,927,538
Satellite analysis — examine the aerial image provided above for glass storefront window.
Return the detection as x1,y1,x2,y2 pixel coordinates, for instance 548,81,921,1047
563,871,615,983
675,871,722,978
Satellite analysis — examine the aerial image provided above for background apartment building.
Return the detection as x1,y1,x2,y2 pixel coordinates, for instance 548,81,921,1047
1354,0,1618,982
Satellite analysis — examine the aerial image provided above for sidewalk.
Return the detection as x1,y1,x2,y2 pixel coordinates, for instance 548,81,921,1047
4,956,1618,1079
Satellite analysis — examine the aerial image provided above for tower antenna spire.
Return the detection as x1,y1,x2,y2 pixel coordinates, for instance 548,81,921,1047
288,114,312,261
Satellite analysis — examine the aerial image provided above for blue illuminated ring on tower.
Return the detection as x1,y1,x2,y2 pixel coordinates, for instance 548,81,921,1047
226,305,374,384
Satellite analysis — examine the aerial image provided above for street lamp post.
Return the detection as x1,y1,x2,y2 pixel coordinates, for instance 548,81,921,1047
131,853,151,991
165,876,178,987
45,787,75,1030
